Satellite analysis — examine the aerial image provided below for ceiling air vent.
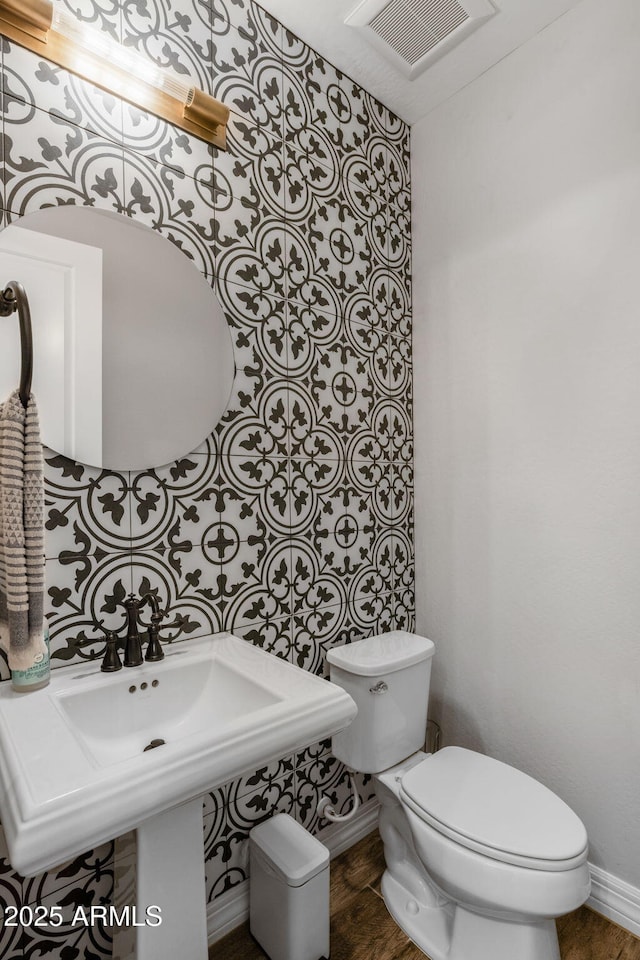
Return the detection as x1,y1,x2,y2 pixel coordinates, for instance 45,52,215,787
345,0,498,80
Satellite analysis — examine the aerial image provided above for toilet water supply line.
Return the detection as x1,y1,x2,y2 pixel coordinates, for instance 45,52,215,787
317,770,360,823
316,720,442,823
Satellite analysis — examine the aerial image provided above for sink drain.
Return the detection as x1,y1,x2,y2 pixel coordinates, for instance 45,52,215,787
143,738,166,752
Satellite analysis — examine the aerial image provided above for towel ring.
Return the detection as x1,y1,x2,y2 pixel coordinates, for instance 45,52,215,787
0,280,33,408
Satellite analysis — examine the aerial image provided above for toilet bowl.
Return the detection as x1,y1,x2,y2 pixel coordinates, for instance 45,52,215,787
326,632,591,960
375,750,590,960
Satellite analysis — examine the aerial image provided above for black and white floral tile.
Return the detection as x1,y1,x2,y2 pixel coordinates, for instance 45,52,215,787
0,0,411,953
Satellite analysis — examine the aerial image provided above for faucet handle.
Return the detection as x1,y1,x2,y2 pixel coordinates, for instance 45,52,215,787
76,622,123,672
145,607,165,662
100,631,123,672
138,596,185,661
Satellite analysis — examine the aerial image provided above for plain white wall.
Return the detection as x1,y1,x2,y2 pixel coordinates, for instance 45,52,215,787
413,0,640,888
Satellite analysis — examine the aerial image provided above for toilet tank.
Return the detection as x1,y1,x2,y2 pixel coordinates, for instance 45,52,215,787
327,632,435,773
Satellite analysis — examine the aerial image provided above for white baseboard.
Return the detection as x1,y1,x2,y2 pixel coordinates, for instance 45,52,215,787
207,883,251,945
588,863,640,938
207,800,379,945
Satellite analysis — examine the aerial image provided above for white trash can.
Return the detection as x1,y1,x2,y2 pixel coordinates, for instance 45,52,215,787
250,813,330,960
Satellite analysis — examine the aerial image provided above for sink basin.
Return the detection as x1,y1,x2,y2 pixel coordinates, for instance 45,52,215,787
57,651,280,766
0,633,357,877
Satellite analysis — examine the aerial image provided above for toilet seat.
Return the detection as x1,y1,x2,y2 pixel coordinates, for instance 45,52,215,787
400,747,588,872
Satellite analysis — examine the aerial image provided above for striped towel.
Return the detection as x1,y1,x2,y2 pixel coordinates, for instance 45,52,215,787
0,390,46,672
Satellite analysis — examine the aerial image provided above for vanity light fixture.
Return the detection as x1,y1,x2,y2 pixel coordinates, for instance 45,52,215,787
0,0,229,148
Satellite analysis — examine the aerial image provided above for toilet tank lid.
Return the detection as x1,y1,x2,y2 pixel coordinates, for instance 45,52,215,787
327,632,435,676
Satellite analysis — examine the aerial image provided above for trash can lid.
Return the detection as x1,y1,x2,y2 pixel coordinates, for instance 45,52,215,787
250,813,329,887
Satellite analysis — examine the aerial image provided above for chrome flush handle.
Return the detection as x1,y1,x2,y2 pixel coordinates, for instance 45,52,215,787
369,680,388,694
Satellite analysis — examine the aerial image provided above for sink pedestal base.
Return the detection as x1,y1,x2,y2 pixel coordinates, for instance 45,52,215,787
135,797,208,960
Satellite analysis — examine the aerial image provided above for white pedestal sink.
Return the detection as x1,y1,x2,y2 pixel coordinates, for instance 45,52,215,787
0,633,357,958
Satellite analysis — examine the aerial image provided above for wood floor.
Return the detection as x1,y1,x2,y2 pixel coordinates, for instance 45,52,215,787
211,831,640,960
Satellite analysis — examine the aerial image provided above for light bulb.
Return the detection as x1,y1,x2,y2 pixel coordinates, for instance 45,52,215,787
50,6,194,104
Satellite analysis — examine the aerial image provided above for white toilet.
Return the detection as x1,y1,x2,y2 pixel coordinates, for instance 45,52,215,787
326,631,591,960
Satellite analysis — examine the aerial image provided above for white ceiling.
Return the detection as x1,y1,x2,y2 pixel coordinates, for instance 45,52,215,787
256,0,584,124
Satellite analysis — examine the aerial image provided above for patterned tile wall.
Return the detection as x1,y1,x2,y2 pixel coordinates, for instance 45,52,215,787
0,1,412,955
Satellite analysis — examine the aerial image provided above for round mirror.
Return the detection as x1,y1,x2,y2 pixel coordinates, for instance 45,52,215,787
0,207,234,471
